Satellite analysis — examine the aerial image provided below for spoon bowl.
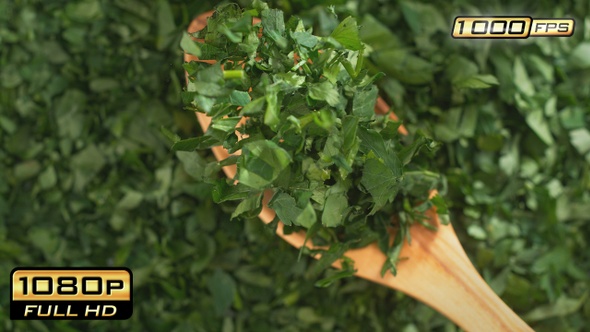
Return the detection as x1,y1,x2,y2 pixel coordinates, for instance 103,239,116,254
185,11,533,331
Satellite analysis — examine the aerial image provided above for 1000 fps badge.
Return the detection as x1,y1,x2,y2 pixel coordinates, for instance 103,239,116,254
10,268,133,320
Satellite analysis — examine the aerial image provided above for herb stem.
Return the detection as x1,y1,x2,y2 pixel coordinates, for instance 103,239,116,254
302,63,312,76
340,58,357,79
299,112,316,128
223,70,245,80
355,48,364,75
326,53,341,69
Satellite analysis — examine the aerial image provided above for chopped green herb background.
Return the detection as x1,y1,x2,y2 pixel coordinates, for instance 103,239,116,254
1,1,588,332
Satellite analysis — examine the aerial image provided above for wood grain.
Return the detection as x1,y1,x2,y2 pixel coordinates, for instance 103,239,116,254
185,11,533,332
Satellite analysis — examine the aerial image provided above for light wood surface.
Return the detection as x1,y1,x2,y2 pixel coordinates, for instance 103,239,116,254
185,11,533,332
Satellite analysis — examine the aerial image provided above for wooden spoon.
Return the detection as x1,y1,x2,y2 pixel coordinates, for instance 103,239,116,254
185,11,533,332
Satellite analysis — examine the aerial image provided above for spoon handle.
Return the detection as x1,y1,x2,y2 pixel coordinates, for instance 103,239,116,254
343,208,533,332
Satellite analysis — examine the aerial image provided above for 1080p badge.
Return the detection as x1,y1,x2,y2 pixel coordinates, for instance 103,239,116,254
10,268,133,320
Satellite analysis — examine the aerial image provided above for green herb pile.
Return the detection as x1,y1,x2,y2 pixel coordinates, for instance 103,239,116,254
177,1,447,279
